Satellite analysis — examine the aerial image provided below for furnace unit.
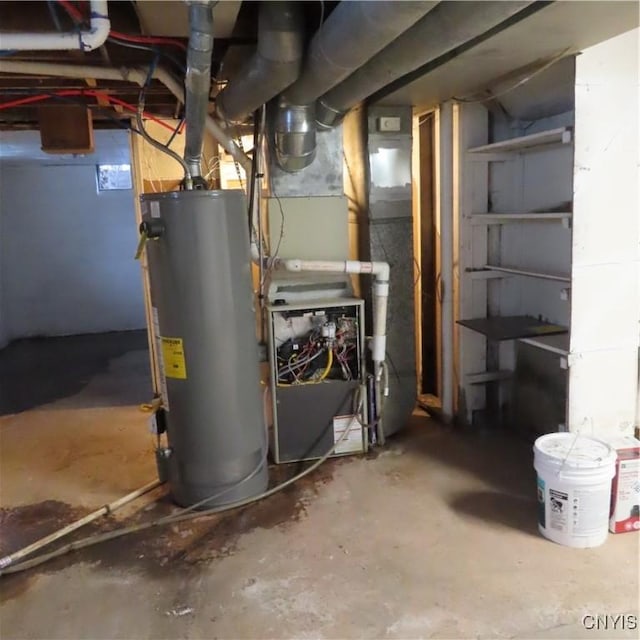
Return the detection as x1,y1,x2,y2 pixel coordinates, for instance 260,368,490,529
267,298,367,463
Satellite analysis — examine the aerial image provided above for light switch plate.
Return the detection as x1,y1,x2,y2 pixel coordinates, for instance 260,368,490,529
377,116,401,132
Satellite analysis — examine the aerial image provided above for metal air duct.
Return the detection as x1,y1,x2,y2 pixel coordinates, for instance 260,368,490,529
316,0,535,129
184,0,215,184
274,0,438,173
216,1,303,124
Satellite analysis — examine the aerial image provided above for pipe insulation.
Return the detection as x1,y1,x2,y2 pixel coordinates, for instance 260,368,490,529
316,0,534,129
184,0,215,181
275,0,438,173
0,0,110,51
216,1,303,124
0,60,251,173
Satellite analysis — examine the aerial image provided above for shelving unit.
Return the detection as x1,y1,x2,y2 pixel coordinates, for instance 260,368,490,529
470,212,572,225
458,315,567,341
467,126,572,155
519,333,569,357
457,104,574,431
482,265,571,283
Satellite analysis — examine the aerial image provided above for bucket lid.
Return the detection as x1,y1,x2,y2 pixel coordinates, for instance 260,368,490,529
534,433,616,469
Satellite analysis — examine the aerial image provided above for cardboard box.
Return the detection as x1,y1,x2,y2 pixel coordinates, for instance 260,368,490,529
608,436,640,533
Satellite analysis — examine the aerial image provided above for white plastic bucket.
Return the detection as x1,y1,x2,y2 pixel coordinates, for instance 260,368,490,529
533,433,616,548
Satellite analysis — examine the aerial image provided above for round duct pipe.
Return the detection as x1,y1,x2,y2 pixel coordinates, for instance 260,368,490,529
216,1,303,124
315,0,534,129
272,99,316,173
273,0,437,173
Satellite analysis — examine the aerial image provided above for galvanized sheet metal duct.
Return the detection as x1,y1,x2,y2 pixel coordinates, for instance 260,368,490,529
283,1,439,106
216,1,303,124
275,0,438,173
184,0,215,182
316,0,534,129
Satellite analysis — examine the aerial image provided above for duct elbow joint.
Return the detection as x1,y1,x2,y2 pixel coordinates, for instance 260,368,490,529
315,99,345,130
274,100,316,172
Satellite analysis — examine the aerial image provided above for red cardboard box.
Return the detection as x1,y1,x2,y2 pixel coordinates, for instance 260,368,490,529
609,436,640,533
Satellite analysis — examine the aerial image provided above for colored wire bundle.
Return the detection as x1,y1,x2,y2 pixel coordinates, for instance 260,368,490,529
56,0,187,51
0,88,176,132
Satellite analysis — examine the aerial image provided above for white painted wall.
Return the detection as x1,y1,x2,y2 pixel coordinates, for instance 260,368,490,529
0,130,146,347
568,27,640,437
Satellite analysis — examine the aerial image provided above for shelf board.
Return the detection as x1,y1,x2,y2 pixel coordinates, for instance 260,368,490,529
470,212,572,225
467,127,572,155
483,265,571,283
457,315,568,341
519,333,569,357
466,370,512,385
468,269,510,280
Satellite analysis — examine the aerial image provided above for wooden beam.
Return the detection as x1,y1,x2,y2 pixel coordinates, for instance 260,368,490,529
84,77,110,107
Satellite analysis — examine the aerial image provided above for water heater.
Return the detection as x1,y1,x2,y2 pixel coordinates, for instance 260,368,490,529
140,190,268,508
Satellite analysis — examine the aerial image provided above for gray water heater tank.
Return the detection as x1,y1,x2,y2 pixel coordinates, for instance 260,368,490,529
141,190,268,508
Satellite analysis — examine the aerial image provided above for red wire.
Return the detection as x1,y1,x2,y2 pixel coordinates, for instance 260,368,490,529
57,0,82,22
109,32,187,52
0,90,178,133
56,0,187,51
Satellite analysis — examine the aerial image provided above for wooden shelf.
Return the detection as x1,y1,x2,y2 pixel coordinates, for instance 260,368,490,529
519,333,569,357
483,265,571,283
470,212,572,225
457,315,568,341
467,127,572,155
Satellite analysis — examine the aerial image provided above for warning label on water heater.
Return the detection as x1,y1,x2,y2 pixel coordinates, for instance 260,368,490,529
161,337,187,379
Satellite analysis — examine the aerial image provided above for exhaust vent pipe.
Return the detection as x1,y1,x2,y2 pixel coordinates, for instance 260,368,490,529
316,0,535,129
274,0,438,173
183,0,215,185
216,1,303,124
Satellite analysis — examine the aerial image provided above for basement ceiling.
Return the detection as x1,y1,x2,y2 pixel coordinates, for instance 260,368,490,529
0,1,637,130
133,1,242,38
378,1,639,117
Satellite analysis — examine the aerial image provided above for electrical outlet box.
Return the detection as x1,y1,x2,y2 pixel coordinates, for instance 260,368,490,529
377,116,402,132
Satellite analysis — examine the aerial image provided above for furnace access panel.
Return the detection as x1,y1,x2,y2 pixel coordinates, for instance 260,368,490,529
267,299,367,463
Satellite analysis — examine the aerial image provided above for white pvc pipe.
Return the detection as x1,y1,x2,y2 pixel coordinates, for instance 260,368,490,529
0,0,110,51
271,257,390,442
0,60,251,173
439,102,454,422
0,479,162,569
274,258,390,367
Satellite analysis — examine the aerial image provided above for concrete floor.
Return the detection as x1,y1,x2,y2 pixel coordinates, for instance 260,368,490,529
0,332,638,639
